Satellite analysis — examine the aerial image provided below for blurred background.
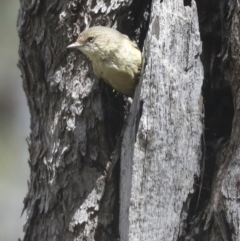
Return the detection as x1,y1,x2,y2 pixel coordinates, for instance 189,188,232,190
0,0,29,240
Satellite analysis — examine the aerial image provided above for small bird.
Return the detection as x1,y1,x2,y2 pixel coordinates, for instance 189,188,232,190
67,26,142,97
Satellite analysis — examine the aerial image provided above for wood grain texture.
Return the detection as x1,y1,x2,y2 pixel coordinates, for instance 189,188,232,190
120,1,203,240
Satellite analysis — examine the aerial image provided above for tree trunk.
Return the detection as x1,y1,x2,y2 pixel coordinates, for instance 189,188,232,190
18,0,149,240
120,1,203,240
18,0,240,241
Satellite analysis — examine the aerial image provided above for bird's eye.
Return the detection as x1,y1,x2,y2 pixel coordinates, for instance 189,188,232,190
87,37,95,43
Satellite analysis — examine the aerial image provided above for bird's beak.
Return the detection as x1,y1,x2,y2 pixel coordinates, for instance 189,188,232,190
67,42,81,49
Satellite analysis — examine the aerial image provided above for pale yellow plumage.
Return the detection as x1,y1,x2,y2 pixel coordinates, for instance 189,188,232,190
67,26,142,97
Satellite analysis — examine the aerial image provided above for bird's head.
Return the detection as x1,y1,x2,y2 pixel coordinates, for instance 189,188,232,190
67,26,117,60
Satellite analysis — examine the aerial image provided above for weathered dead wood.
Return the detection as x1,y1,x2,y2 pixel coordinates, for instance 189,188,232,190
120,1,203,240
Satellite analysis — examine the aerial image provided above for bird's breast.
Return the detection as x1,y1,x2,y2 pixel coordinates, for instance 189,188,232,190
92,58,139,97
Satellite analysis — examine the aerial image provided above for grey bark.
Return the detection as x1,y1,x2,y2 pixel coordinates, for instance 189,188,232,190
220,3,240,239
121,0,240,240
17,0,148,240
18,0,240,240
120,1,203,240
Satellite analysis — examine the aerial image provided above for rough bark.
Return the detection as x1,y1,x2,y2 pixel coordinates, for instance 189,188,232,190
18,0,240,240
184,0,240,240
17,0,149,240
